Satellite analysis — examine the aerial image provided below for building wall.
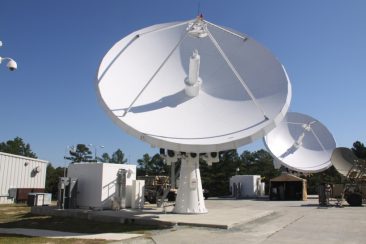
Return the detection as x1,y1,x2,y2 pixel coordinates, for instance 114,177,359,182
68,163,103,208
0,152,48,204
230,175,261,198
101,163,136,208
67,163,136,209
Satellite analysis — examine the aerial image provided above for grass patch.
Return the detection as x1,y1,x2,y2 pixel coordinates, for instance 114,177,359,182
1,213,163,234
0,204,31,222
0,204,167,243
0,234,108,244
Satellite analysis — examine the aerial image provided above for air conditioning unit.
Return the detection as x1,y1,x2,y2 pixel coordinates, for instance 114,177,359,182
8,188,17,199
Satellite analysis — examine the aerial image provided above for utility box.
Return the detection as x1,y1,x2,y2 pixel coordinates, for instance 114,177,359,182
27,193,43,206
27,193,51,206
131,180,145,209
8,188,17,199
230,175,263,198
67,163,136,209
43,193,52,205
58,177,78,209
116,169,127,209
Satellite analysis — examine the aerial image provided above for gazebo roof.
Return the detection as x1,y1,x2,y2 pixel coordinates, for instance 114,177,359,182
270,173,306,182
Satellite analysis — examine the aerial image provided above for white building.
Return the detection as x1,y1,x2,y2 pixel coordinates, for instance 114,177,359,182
0,152,48,204
67,163,137,209
229,175,264,198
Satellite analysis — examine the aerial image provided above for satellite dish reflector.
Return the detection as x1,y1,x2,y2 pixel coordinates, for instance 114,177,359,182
264,112,336,173
96,17,292,152
273,158,283,170
331,147,359,177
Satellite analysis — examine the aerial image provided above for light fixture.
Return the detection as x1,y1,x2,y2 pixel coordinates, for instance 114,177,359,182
0,41,17,71
88,144,105,161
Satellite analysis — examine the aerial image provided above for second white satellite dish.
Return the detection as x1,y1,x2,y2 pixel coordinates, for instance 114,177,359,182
331,147,359,177
264,112,336,173
96,16,292,153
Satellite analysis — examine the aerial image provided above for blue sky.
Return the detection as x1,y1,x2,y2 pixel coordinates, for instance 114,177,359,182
0,0,365,167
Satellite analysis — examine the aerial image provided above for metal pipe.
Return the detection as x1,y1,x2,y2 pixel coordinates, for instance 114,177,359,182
206,29,268,120
310,128,327,151
123,31,190,116
138,20,193,37
204,20,248,41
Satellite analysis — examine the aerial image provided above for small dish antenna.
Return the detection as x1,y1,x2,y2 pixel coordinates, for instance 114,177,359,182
97,16,291,213
264,112,336,173
331,147,363,178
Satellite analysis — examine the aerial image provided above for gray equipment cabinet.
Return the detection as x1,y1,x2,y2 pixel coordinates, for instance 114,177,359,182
58,177,78,209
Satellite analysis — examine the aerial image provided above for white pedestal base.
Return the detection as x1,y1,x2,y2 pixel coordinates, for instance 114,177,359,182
173,156,207,214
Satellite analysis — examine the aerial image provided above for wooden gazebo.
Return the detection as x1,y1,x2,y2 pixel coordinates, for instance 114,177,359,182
270,173,307,201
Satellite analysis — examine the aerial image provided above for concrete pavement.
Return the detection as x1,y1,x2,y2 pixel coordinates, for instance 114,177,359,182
0,227,142,241
31,199,274,229
143,199,366,244
13,197,366,243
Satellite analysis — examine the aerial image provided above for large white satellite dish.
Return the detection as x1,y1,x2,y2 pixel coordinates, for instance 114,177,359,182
97,16,292,213
331,147,359,177
264,112,336,173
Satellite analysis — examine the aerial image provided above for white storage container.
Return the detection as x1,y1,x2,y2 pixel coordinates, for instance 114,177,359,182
67,163,136,209
229,175,262,198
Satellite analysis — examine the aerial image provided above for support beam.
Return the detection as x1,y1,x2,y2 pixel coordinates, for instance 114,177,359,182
174,155,207,214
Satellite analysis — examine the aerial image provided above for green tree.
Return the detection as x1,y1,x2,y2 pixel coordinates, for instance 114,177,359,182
64,144,93,163
200,150,240,196
0,137,37,158
305,166,343,194
45,163,65,199
111,149,127,164
201,149,280,196
137,153,151,176
137,153,168,176
242,150,280,182
100,152,111,163
352,141,366,159
241,149,281,193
